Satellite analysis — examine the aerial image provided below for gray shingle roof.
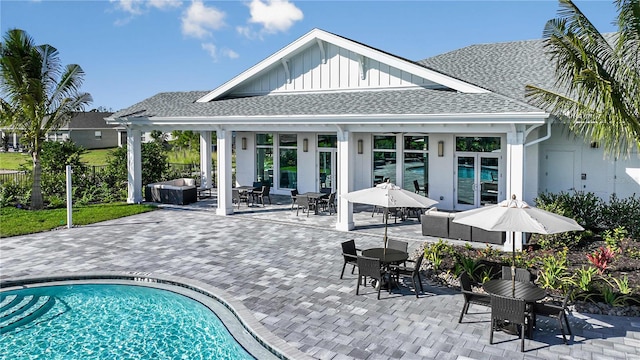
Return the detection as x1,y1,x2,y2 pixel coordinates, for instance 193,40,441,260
110,88,541,120
67,112,116,129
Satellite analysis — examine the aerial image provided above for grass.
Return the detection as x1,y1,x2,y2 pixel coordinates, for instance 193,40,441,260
79,148,115,165
0,152,31,170
0,203,157,238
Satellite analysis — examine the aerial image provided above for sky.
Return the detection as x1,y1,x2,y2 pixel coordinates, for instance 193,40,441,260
1,0,620,112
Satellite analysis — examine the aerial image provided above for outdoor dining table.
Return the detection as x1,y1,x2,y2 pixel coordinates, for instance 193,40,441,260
483,279,546,302
235,185,258,205
300,192,328,214
362,247,409,289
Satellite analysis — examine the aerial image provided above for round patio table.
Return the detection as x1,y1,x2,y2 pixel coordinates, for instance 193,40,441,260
361,248,408,265
483,279,546,302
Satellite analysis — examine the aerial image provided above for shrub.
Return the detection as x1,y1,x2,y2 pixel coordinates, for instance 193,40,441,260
536,248,569,290
0,181,30,208
586,246,618,274
600,194,640,239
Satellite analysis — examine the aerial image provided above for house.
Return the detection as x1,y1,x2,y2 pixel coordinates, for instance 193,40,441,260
2,111,118,150
106,28,639,249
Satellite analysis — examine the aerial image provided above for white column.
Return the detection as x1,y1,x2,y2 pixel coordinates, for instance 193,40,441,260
127,128,142,204
13,133,17,148
506,131,525,251
216,129,234,215
336,129,354,231
199,131,212,189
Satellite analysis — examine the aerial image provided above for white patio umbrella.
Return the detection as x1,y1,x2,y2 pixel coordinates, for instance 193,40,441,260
452,194,584,294
341,181,438,249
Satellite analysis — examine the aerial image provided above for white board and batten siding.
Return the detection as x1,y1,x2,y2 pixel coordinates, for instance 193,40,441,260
233,43,437,95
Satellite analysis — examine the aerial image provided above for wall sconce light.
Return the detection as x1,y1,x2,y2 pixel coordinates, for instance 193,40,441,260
357,139,363,154
303,138,308,152
241,137,247,150
437,140,444,157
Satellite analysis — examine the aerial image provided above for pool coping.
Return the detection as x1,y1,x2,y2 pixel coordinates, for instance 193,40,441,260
0,271,313,360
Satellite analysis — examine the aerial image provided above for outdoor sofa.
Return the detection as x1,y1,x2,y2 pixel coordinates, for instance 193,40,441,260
145,178,197,205
421,208,505,244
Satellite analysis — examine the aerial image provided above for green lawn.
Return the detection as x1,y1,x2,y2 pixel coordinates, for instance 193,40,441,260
0,203,157,238
79,148,115,165
0,152,31,170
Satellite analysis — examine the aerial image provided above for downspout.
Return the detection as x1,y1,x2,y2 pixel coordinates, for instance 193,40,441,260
524,118,554,148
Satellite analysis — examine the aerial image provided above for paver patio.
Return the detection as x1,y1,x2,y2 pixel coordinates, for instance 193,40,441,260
1,194,639,359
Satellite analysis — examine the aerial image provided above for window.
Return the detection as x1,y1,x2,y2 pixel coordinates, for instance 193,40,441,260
403,135,428,192
94,131,102,140
256,133,273,186
317,134,337,148
278,134,297,189
372,135,396,184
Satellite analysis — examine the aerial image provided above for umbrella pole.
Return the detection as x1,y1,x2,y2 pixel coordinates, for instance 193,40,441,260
512,231,516,297
383,208,389,255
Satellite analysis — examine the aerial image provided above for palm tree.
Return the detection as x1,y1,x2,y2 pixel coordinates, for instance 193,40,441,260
525,0,640,158
0,29,92,209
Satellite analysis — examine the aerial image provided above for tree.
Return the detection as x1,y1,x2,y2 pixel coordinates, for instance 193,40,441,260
525,0,640,158
0,29,92,209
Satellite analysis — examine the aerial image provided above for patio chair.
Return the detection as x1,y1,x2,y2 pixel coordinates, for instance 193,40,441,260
290,189,298,210
295,195,314,217
386,238,408,266
413,180,427,196
490,294,532,352
458,272,491,323
390,254,424,298
252,185,271,206
532,290,572,344
340,239,361,279
319,192,336,215
501,266,532,283
386,239,408,253
356,256,386,300
232,189,248,209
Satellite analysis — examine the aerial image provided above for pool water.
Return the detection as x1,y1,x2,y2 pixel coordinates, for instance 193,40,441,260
0,284,255,359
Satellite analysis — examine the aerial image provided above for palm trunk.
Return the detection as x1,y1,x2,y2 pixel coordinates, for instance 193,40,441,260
30,151,44,210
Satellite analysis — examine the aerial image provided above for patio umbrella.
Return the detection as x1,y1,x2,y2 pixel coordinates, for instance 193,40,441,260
452,194,584,294
341,181,438,249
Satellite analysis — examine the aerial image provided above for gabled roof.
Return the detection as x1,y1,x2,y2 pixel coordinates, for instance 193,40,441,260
196,28,488,102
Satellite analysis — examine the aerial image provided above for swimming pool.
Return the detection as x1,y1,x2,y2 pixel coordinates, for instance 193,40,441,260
0,279,284,360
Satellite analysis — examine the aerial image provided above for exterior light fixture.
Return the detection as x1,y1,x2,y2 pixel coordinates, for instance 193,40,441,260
438,140,444,157
241,137,247,150
303,138,308,152
357,139,363,154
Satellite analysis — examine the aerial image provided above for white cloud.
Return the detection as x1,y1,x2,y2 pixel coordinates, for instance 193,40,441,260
111,0,182,15
202,42,218,61
221,48,239,59
182,0,226,39
202,42,239,62
246,0,303,34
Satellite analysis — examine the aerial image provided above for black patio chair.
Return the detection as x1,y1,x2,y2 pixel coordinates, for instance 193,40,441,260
319,192,336,214
386,239,408,253
390,254,424,298
458,271,491,323
252,185,271,206
501,266,532,283
340,239,361,279
532,290,572,344
356,255,386,300
413,180,427,196
290,189,298,210
490,294,532,352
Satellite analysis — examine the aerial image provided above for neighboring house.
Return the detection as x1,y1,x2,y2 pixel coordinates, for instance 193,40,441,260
107,28,639,246
1,111,117,150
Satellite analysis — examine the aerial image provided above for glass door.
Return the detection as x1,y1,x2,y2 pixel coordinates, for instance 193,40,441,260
318,150,336,192
456,155,476,210
455,154,500,210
